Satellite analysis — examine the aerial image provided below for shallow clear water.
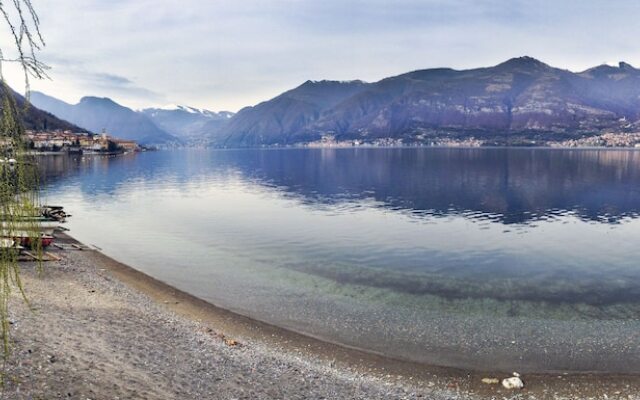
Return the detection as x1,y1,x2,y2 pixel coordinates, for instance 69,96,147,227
39,148,640,372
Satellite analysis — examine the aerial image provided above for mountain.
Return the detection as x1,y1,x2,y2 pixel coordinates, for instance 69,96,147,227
30,92,179,145
217,80,369,146
218,57,640,147
141,105,233,143
0,85,85,132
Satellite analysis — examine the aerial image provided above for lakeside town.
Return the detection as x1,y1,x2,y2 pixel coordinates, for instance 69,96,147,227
24,129,640,154
24,130,144,154
304,132,640,148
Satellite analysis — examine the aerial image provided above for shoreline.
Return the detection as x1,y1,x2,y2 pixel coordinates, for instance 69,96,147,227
29,144,640,154
212,144,640,151
5,233,640,398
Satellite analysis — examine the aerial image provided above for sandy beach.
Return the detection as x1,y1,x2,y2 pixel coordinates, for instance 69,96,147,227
2,235,639,399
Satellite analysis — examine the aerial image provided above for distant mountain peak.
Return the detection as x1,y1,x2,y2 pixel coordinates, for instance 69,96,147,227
619,61,636,70
581,61,639,77
157,104,203,114
157,103,183,111
144,104,234,117
298,79,367,89
495,56,550,70
79,96,120,106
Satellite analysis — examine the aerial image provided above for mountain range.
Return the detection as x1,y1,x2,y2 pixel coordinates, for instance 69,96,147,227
24,57,640,147
29,92,181,145
140,105,233,144
29,91,237,145
216,56,640,147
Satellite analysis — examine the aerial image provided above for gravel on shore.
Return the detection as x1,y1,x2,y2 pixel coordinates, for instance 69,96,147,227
3,250,455,399
2,245,639,399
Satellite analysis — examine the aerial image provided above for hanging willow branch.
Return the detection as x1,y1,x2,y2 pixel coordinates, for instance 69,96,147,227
0,0,49,95
0,0,46,357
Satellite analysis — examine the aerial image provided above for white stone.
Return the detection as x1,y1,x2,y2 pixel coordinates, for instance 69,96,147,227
502,376,524,389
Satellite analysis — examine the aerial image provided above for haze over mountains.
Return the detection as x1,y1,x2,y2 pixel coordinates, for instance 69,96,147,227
26,57,640,147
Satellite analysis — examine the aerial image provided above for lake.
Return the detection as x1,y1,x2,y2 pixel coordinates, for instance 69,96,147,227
39,147,640,373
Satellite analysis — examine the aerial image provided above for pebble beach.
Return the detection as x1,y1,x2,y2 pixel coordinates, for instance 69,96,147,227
3,236,640,399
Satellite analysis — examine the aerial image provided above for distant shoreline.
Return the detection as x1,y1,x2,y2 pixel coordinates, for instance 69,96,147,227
209,144,640,151
27,143,640,153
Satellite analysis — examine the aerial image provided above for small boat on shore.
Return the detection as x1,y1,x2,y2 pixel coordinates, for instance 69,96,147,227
0,205,70,223
0,232,54,248
0,215,57,222
18,234,54,248
41,205,69,222
0,205,70,250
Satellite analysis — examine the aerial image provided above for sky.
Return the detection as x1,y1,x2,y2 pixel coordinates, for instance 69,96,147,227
1,0,640,112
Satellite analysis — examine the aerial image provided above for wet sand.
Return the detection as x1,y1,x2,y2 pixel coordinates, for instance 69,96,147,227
3,234,640,399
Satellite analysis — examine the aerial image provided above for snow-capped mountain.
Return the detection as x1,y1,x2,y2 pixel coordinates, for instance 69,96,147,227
141,105,234,142
29,91,233,145
154,104,233,118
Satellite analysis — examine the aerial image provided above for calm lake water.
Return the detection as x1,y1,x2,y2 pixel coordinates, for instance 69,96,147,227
39,148,640,372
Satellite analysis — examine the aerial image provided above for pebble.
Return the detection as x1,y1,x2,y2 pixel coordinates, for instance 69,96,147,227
502,376,524,389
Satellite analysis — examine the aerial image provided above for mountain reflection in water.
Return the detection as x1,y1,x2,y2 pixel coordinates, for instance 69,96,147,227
38,148,640,309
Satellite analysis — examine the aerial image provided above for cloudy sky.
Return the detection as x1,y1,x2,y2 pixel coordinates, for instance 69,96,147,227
1,0,639,112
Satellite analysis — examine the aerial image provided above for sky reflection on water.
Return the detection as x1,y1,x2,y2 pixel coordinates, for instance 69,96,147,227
37,147,640,372
39,148,640,307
